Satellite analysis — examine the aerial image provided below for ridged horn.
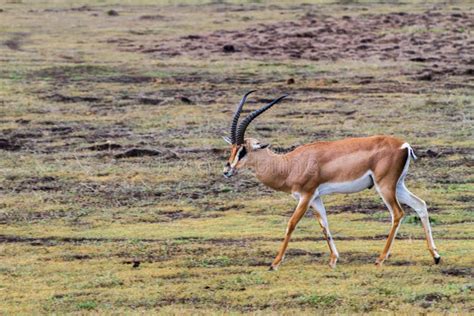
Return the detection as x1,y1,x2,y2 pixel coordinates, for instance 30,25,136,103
230,90,256,144
236,94,288,145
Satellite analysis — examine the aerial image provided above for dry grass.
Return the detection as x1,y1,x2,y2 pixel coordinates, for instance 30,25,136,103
0,0,473,314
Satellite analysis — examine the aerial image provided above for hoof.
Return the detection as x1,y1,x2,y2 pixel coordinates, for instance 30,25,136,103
434,256,441,265
268,265,278,271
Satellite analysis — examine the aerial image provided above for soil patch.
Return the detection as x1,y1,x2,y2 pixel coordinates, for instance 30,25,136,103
331,200,384,214
441,267,473,277
0,138,21,151
0,209,78,224
128,11,473,70
114,148,179,159
82,142,122,151
3,32,28,51
338,251,375,264
44,93,101,103
17,176,59,190
1,234,471,247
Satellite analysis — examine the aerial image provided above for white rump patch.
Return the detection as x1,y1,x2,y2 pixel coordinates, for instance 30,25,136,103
401,142,417,160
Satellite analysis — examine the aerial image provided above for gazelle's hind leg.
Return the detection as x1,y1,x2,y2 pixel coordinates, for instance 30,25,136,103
311,197,339,268
396,183,441,264
374,185,405,266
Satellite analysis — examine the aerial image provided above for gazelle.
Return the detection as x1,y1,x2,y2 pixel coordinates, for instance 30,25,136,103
223,91,440,269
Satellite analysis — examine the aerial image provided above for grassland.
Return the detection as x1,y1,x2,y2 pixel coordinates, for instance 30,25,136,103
0,0,473,314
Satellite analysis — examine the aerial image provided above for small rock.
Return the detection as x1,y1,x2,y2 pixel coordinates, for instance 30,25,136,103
179,96,193,104
223,44,235,53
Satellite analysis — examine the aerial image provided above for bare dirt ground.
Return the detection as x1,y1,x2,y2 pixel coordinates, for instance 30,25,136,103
0,0,473,314
135,10,473,65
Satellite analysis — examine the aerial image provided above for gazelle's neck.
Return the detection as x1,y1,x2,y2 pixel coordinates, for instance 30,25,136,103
247,149,290,192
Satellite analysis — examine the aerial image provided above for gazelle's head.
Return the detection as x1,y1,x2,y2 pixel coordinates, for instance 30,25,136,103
223,91,287,178
223,138,270,178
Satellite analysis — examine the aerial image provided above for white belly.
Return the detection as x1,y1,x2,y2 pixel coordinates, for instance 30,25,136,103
317,171,374,196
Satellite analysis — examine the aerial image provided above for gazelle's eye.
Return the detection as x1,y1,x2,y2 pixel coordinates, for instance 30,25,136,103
238,147,247,160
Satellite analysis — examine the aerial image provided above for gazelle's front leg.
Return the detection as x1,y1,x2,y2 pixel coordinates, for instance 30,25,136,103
311,197,339,268
270,194,311,271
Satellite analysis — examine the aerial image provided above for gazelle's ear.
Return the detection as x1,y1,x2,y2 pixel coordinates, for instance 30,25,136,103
252,143,269,150
222,136,232,145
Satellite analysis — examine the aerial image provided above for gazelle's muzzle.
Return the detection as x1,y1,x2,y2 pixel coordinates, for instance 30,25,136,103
223,163,237,178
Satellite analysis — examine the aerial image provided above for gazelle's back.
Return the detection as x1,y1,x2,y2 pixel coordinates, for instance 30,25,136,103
285,135,406,184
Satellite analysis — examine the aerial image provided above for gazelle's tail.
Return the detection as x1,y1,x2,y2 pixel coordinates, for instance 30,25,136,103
401,142,417,161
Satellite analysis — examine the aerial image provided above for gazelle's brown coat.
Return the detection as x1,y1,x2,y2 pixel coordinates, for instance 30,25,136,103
225,136,440,269
243,136,406,194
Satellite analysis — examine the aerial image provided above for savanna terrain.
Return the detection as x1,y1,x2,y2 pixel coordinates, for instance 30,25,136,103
0,0,473,314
